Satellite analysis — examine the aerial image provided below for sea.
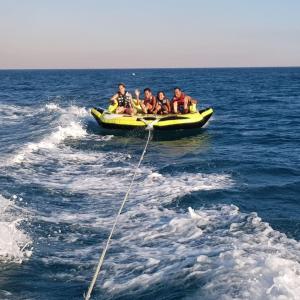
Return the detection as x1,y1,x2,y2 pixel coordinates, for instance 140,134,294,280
0,68,299,300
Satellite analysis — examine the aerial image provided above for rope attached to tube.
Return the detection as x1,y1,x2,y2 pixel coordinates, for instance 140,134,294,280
84,128,152,300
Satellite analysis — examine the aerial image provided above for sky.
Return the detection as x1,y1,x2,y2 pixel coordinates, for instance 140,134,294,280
0,0,300,69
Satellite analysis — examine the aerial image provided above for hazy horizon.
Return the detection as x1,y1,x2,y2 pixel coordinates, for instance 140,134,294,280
1,66,300,71
1,0,300,69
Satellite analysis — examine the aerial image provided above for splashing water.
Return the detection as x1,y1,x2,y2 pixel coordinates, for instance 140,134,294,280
0,195,32,263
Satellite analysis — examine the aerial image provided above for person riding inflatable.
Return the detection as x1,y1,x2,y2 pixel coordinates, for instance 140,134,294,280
109,83,136,115
172,87,197,114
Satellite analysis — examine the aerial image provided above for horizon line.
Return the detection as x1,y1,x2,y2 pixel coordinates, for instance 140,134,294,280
0,65,300,71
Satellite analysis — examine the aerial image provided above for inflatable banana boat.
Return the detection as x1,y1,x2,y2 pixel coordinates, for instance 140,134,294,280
91,107,213,131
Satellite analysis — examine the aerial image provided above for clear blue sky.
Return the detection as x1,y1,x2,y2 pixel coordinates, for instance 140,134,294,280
1,0,300,68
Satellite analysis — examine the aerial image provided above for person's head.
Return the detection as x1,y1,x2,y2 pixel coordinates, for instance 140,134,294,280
118,83,126,94
174,87,182,98
144,88,152,99
157,91,165,101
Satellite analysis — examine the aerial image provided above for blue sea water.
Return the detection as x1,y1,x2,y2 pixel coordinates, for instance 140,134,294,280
0,68,299,300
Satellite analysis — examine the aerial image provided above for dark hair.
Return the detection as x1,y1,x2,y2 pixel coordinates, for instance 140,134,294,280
144,88,151,93
157,91,165,98
118,83,126,88
174,87,181,91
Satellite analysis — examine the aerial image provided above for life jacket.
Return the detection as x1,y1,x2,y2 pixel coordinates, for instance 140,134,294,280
157,97,169,106
144,95,156,106
173,93,185,104
117,91,131,108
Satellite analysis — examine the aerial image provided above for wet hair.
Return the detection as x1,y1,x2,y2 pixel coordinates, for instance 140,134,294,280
174,87,181,91
157,91,165,98
144,88,151,93
118,83,126,88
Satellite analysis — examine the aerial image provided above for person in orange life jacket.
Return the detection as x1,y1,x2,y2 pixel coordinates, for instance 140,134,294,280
136,88,157,114
172,87,197,114
110,83,135,115
153,91,171,114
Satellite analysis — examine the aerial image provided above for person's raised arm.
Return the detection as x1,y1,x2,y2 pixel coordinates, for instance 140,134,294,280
134,89,140,105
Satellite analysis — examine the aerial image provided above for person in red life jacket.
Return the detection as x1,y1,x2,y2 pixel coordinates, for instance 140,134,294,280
172,87,197,114
153,91,171,114
136,88,157,114
110,83,135,115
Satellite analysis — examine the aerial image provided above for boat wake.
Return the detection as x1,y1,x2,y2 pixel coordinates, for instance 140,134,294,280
1,101,300,299
97,204,300,300
0,194,32,263
12,103,89,164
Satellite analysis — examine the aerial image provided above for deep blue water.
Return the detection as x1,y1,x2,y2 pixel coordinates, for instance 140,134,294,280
0,68,299,300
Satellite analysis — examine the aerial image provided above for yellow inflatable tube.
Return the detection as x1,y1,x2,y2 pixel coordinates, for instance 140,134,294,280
91,106,214,131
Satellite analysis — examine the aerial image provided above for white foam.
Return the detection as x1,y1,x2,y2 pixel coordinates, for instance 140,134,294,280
9,104,89,164
45,102,60,111
67,105,90,117
44,102,90,117
138,172,232,204
12,121,87,164
93,205,300,300
3,101,299,299
0,194,32,263
25,161,232,202
0,104,37,125
15,134,298,300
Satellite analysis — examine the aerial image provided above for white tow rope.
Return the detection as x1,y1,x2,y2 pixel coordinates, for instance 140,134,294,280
84,128,153,300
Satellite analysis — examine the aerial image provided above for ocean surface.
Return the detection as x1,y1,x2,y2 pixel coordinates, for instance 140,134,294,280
0,68,299,300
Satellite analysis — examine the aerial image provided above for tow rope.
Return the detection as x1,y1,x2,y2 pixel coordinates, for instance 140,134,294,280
84,127,153,300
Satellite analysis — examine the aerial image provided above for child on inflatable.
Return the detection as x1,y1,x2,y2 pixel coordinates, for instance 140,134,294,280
153,91,171,114
135,88,157,114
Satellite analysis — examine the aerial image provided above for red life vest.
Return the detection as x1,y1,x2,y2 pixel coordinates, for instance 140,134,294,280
144,95,156,106
173,93,185,104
